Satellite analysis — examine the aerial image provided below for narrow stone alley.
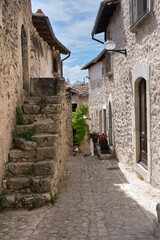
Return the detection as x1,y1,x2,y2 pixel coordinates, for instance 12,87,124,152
0,156,160,240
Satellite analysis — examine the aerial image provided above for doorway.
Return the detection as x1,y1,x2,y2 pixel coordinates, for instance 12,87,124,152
139,78,147,167
108,101,112,145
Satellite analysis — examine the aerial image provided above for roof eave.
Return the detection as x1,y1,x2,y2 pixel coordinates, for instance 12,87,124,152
81,50,105,70
91,0,120,36
32,14,70,55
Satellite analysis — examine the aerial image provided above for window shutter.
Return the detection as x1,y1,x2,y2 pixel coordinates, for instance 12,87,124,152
105,51,111,74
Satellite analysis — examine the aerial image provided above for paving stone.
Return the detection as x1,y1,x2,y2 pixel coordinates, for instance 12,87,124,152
0,156,159,239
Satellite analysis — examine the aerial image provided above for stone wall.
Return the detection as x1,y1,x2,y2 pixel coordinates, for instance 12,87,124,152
65,90,73,157
0,0,32,189
0,0,62,189
89,61,107,134
90,0,160,186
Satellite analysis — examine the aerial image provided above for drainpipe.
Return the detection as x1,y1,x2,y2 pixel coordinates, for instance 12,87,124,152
61,52,71,77
92,35,104,45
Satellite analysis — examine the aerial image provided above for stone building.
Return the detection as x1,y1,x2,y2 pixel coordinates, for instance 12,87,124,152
82,0,160,187
68,83,90,156
70,83,89,111
0,0,72,208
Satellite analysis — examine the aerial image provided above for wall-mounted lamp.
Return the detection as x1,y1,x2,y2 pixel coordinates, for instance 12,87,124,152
104,39,127,56
83,115,91,120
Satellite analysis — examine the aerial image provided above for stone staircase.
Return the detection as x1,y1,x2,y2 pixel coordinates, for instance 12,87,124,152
2,95,64,209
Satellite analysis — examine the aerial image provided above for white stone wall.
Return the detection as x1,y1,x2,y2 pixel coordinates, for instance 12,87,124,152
101,0,160,185
89,61,108,134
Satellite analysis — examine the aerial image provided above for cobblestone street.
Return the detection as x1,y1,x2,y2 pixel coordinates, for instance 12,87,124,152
0,156,160,240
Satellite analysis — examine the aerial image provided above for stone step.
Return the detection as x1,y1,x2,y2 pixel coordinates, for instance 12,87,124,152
14,137,37,151
23,113,61,125
32,133,58,147
37,147,57,160
23,104,41,114
23,96,41,105
15,120,60,136
9,148,56,162
22,103,61,115
7,160,55,176
41,96,63,104
23,96,63,105
41,104,62,114
3,176,54,193
3,192,52,208
9,149,36,162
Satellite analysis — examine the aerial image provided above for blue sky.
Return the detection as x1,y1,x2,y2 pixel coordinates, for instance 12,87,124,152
31,0,104,84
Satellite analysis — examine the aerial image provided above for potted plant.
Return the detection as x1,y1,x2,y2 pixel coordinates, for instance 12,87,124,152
89,131,99,143
98,133,109,152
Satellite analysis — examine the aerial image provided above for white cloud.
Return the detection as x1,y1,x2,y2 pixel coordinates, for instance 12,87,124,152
31,0,103,82
63,65,88,84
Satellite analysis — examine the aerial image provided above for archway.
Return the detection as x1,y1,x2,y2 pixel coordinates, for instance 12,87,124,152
139,78,147,167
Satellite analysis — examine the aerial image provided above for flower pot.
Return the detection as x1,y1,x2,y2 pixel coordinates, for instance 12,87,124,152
99,139,109,151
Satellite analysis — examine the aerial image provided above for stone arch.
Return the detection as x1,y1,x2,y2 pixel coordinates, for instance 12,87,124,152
21,25,29,91
132,62,151,182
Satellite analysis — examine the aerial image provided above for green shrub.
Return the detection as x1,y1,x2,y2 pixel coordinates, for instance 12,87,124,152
72,105,89,145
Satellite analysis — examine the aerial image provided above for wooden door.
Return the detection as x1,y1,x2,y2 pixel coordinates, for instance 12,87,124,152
109,102,112,145
103,109,106,134
139,78,147,167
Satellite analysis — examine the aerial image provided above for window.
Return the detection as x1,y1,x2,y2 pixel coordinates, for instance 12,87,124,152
130,0,151,32
72,103,77,112
53,56,58,73
105,51,112,76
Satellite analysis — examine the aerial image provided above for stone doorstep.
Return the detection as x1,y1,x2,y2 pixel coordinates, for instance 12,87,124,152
3,192,52,208
3,176,54,193
96,145,114,160
7,160,56,176
32,133,58,147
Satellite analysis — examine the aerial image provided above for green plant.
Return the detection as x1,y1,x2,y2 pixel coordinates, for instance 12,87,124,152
50,193,57,205
19,128,35,141
28,202,40,211
33,154,37,159
16,107,24,125
28,165,35,175
72,105,89,145
0,191,6,210
24,101,29,104
28,119,34,125
12,202,18,208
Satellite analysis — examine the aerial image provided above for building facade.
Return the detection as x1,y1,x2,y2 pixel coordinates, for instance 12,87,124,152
0,0,71,205
83,0,160,187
